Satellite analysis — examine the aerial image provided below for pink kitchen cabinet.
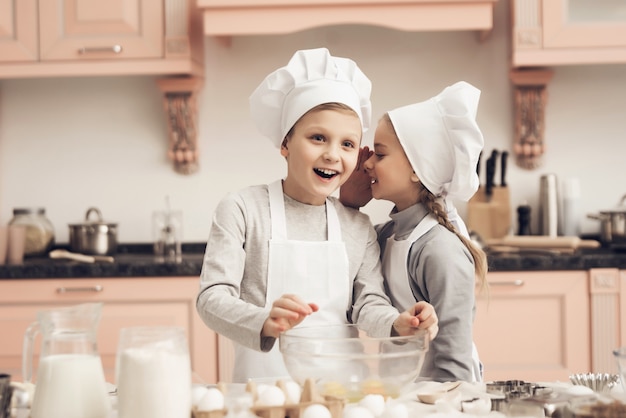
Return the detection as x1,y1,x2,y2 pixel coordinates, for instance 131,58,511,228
512,0,626,67
197,0,498,40
0,0,204,78
473,270,591,382
0,277,218,384
0,0,38,62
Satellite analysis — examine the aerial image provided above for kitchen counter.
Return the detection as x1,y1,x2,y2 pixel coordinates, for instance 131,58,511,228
487,246,626,272
1,243,626,279
0,243,206,279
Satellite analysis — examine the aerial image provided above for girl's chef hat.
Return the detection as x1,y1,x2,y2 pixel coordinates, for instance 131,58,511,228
388,81,484,202
249,48,372,147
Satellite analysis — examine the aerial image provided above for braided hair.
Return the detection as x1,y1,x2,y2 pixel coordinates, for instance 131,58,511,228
417,182,488,293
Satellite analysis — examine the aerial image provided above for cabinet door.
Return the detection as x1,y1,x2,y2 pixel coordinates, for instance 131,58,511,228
473,271,590,382
0,0,38,62
543,0,626,48
39,0,164,61
1,301,188,383
0,277,217,384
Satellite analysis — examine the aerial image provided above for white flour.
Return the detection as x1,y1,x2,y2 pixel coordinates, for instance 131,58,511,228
116,346,192,418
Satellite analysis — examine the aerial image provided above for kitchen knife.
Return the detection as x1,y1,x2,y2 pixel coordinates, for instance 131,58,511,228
500,151,508,187
485,150,498,202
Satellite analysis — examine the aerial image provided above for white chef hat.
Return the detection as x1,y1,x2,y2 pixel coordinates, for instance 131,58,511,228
388,81,484,202
249,48,372,147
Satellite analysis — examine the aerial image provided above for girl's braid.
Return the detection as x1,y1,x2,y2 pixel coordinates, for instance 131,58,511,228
417,183,489,293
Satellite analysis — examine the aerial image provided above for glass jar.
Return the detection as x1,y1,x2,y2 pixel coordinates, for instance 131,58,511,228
8,208,55,256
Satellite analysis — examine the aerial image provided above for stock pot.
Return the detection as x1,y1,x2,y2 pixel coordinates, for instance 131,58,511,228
588,195,626,245
68,207,118,255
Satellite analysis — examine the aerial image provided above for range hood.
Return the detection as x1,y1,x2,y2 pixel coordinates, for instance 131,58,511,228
197,0,499,40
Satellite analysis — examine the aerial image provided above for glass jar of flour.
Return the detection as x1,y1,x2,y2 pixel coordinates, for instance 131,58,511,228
9,207,55,256
116,326,192,418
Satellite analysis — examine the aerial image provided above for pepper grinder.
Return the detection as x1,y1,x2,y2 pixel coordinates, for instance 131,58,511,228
517,203,532,236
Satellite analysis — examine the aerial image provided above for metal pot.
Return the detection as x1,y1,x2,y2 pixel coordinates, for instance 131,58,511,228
68,207,118,255
588,195,626,245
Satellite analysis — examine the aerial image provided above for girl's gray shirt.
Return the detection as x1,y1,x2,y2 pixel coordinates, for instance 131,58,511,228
196,184,399,353
376,203,477,382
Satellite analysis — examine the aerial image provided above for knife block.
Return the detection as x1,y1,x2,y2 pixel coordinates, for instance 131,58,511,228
466,186,512,240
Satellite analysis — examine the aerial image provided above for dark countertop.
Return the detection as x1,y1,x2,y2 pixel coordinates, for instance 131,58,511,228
486,247,626,272
1,243,626,279
0,243,207,279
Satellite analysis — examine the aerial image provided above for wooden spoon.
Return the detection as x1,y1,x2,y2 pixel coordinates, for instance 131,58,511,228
416,381,462,404
49,249,114,263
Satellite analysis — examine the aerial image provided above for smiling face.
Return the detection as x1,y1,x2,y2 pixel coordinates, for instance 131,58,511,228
364,115,420,211
281,105,362,205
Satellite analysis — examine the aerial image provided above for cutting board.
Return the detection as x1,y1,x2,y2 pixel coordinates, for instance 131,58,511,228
485,235,601,249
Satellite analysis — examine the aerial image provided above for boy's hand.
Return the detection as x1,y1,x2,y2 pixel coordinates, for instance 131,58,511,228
340,146,374,209
262,294,319,338
392,301,439,341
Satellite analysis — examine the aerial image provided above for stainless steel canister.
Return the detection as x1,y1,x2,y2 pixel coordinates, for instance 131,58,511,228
539,174,559,237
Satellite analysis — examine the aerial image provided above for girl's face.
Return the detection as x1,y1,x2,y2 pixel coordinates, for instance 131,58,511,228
281,108,362,205
364,117,420,211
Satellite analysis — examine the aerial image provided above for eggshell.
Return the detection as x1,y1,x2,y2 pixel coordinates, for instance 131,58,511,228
191,385,211,407
284,380,302,404
358,394,386,417
256,385,286,406
343,405,375,418
302,404,332,418
197,387,226,411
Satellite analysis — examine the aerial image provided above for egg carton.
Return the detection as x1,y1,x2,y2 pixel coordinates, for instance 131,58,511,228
192,379,346,418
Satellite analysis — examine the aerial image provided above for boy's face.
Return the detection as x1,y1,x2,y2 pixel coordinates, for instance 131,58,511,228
365,118,419,211
281,108,361,205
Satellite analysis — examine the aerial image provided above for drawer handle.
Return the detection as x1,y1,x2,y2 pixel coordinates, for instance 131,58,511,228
78,45,123,55
488,279,525,287
57,285,104,293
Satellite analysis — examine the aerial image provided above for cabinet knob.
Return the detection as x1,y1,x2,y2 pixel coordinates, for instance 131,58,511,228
56,285,104,293
488,279,525,287
78,45,123,55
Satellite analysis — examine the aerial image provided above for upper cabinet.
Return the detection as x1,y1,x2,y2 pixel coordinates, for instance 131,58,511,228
197,0,499,41
0,0,205,78
512,0,626,67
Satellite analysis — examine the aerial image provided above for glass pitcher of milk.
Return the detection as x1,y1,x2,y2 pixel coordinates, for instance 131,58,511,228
22,302,111,418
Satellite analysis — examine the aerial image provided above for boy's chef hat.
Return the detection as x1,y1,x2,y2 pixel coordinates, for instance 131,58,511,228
249,48,372,147
388,81,484,202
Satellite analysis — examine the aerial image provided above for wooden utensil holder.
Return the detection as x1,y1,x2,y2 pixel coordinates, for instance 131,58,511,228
466,186,512,240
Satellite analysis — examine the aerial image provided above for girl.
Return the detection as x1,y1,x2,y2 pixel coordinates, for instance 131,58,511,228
196,48,438,383
341,81,488,382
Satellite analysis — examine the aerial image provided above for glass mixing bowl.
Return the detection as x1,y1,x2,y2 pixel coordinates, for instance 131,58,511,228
279,324,428,402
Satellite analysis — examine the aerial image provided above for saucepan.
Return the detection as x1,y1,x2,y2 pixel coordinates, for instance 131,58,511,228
68,207,118,255
587,194,626,245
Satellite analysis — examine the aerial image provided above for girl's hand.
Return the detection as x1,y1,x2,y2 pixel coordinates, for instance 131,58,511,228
392,301,439,341
261,294,319,338
340,146,374,209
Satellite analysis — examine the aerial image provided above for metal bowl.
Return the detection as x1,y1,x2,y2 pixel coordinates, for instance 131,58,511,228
279,324,428,402
569,373,620,393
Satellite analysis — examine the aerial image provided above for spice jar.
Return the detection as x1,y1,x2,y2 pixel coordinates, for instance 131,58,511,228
8,208,55,256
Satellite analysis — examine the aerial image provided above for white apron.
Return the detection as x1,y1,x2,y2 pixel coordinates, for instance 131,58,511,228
232,180,351,382
382,213,482,382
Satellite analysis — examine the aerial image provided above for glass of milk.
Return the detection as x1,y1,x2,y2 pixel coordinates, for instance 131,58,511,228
116,326,192,418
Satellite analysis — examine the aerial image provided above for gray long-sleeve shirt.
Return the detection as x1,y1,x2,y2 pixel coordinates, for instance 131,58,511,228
376,203,477,382
196,184,400,356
